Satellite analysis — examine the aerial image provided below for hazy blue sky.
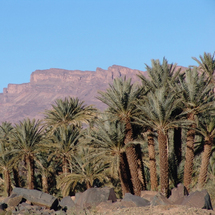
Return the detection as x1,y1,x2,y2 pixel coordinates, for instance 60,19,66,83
0,0,214,92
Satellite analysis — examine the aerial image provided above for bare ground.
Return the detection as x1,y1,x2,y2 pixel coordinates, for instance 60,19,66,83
94,205,215,215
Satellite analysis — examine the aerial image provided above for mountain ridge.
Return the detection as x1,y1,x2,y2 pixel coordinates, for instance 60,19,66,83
0,65,147,124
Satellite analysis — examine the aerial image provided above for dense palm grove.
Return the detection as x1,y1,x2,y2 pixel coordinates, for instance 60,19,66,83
0,52,215,200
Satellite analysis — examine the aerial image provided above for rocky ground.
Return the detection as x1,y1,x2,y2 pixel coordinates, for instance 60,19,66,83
94,205,215,215
1,186,214,215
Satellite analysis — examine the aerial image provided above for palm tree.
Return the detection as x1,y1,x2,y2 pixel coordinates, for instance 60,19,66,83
135,87,182,197
0,142,12,196
192,52,215,83
194,113,215,188
43,97,96,132
97,77,144,196
142,128,158,191
0,122,16,195
48,125,81,174
177,67,214,190
36,152,56,193
57,148,109,197
137,58,183,192
87,116,133,195
9,118,45,189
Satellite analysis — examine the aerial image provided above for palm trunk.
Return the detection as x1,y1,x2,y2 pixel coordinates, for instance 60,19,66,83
4,169,12,196
62,157,69,174
198,136,212,189
26,156,34,189
86,181,92,189
42,173,49,193
184,113,195,191
158,129,169,197
135,144,147,190
13,167,21,187
119,152,132,195
147,129,158,191
124,120,142,196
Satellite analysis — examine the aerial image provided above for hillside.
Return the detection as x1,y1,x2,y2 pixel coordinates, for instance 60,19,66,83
0,65,146,124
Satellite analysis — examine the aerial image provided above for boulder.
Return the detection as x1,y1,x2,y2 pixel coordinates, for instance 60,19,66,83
141,190,158,202
168,183,189,204
7,193,24,207
151,192,173,206
59,196,75,209
11,187,58,210
75,187,117,208
122,193,150,207
181,189,213,210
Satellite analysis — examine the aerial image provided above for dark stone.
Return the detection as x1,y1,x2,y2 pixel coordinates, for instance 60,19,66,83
11,187,59,210
75,187,117,208
181,189,213,210
59,196,75,209
7,194,24,207
141,191,158,202
122,193,150,207
169,183,189,204
151,192,173,206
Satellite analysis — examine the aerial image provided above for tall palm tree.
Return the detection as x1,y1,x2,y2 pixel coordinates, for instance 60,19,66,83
57,148,109,197
48,125,81,174
0,122,14,196
192,52,215,83
36,152,56,193
87,116,133,195
142,128,158,191
137,58,183,192
43,97,96,132
177,67,214,190
0,142,12,196
194,113,215,188
135,87,182,197
97,77,144,196
9,118,45,189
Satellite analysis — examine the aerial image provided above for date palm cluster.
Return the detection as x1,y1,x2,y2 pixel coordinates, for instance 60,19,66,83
0,52,215,198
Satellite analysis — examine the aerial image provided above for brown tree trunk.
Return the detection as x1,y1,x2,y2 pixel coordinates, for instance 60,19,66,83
4,169,12,196
184,113,195,191
119,152,132,195
124,120,142,196
42,173,49,193
26,156,34,189
135,144,147,190
147,129,158,191
158,129,169,197
86,181,92,189
13,167,21,187
198,136,212,189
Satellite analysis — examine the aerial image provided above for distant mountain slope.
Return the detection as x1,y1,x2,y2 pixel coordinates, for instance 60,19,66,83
0,65,147,124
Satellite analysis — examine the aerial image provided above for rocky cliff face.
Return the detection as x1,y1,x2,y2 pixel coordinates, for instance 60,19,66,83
0,65,146,124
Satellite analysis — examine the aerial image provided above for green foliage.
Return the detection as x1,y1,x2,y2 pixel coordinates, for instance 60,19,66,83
97,77,143,121
57,147,109,196
137,58,182,91
192,52,215,81
87,115,126,178
44,97,96,131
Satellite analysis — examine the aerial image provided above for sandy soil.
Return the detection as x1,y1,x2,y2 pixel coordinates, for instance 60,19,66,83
95,205,215,215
